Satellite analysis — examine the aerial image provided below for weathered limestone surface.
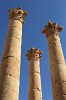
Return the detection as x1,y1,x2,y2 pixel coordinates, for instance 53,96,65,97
2,57,20,79
0,8,28,100
0,75,19,100
26,48,42,100
42,20,66,100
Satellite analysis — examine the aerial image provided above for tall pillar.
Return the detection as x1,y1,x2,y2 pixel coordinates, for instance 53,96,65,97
42,20,66,100
0,8,28,100
26,48,42,100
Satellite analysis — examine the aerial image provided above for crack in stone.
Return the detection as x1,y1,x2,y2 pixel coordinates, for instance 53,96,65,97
11,35,21,41
29,72,40,76
31,71,40,74
33,88,41,92
54,81,66,85
50,62,65,65
49,45,61,49
3,74,19,80
63,94,66,95
2,56,19,61
34,71,40,74
9,26,21,30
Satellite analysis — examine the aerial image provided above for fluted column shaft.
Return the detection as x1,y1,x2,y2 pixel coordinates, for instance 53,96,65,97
0,8,28,100
42,21,66,100
26,48,42,100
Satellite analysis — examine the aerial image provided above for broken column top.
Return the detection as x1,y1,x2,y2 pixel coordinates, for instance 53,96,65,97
42,20,63,37
26,47,42,61
8,7,28,23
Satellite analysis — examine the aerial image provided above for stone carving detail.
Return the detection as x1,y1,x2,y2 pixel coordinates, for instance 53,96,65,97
26,48,42,61
42,20,63,37
8,7,28,23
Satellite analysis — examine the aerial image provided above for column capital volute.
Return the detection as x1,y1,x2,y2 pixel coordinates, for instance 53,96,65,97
42,20,63,37
26,47,43,61
8,7,28,24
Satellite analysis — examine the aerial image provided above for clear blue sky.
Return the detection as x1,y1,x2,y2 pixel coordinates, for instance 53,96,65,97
0,0,66,100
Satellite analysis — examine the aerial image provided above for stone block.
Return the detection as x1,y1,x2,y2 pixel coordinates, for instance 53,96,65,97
1,57,20,79
0,75,19,100
29,60,40,74
7,27,22,41
50,64,66,82
49,46,65,65
48,34,61,48
2,36,21,60
29,72,41,91
28,89,42,100
52,81,66,100
9,19,22,30
29,89,42,100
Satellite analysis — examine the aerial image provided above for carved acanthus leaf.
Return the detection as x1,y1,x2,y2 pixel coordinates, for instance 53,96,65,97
8,7,28,23
26,47,42,61
42,20,63,37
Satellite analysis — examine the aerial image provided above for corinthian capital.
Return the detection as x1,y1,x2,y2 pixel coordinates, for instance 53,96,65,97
26,47,42,61
42,20,63,37
8,7,28,23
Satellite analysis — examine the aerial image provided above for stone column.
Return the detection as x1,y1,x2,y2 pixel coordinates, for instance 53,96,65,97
26,48,42,100
42,20,66,100
0,8,28,100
